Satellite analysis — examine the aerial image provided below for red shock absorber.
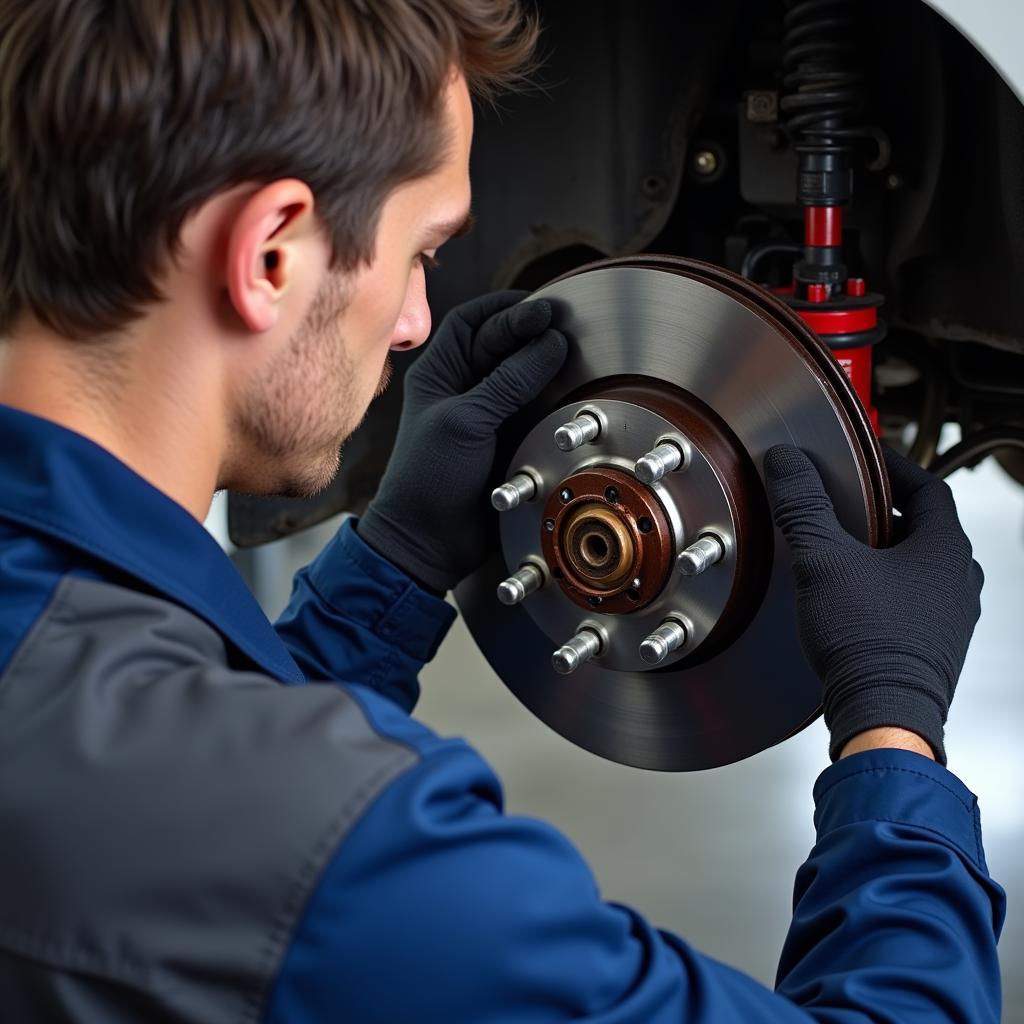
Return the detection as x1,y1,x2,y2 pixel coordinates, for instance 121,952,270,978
773,215,885,433
775,204,885,435
791,210,884,435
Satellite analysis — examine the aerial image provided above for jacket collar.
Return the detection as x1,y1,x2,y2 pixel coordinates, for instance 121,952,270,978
0,404,303,683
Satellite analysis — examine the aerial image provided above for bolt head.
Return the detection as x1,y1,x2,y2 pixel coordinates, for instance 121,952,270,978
745,90,778,123
693,150,718,176
543,517,556,532
560,488,573,503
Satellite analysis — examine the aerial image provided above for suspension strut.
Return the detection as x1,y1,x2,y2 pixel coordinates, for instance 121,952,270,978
778,0,886,432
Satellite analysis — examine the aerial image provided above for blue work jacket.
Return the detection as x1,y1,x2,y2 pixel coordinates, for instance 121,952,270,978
0,403,1005,1023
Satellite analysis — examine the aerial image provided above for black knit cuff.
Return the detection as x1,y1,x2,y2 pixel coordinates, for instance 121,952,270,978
825,686,947,765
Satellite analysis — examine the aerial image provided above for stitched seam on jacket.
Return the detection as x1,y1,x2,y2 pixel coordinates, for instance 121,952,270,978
816,765,974,814
0,576,72,701
238,746,420,1024
307,534,405,634
0,924,159,989
378,582,452,662
301,535,409,689
828,817,986,871
365,641,399,694
0,502,298,682
973,806,985,870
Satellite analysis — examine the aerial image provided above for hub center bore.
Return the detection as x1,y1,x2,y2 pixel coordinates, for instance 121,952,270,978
563,505,633,587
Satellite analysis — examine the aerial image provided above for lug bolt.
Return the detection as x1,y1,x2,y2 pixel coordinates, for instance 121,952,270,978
491,472,538,512
559,488,574,503
634,440,686,484
497,563,545,606
552,627,603,675
639,619,688,665
543,517,556,532
554,412,601,452
677,534,726,576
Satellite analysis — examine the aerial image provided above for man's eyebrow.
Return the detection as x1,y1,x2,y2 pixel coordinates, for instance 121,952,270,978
424,210,476,246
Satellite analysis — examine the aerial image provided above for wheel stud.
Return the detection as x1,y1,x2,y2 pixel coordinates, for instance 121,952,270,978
552,628,603,674
639,618,688,665
497,563,545,606
554,412,601,452
677,534,726,576
634,440,686,484
491,472,538,512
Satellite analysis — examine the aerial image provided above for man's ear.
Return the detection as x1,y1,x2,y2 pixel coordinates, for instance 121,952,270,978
225,179,320,333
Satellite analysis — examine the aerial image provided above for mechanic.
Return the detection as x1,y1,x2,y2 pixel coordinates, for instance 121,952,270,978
0,2,1004,1022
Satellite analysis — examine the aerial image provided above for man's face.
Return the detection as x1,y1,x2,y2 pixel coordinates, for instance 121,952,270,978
233,74,474,497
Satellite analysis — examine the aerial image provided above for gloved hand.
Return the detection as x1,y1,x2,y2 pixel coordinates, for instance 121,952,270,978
357,291,567,595
763,444,983,764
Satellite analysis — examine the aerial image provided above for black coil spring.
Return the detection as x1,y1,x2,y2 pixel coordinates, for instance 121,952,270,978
779,0,866,155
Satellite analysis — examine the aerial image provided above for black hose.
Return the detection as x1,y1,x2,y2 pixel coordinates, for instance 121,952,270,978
740,242,803,281
907,356,947,468
927,427,1024,480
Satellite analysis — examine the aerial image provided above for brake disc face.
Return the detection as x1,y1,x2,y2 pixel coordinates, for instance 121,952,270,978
455,256,890,771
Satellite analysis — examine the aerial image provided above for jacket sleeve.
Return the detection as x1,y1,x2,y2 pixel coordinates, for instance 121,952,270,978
774,751,1005,1020
263,687,1005,1024
273,518,456,711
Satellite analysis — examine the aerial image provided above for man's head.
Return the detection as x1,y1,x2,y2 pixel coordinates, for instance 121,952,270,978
0,1,536,497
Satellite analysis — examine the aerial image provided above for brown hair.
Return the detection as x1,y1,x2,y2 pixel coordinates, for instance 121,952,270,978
0,0,537,340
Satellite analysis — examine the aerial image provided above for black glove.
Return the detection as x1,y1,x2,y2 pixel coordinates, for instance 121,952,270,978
358,291,567,595
763,444,983,764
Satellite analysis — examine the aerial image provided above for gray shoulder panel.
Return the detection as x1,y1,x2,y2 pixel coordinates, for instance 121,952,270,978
0,575,419,1023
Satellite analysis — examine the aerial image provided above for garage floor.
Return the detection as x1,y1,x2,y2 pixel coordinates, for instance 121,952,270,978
252,448,1023,1019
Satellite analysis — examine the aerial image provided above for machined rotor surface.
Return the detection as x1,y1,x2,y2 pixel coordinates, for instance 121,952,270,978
455,256,889,771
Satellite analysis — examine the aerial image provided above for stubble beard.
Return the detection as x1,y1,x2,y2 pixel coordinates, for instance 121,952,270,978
375,355,394,399
232,276,392,499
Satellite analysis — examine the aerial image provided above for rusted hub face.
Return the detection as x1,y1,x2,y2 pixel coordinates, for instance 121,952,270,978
493,395,735,674
541,467,673,613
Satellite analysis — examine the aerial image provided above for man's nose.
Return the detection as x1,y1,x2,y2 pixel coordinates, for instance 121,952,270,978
390,271,432,351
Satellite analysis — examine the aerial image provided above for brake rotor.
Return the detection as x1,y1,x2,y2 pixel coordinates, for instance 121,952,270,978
454,255,891,771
